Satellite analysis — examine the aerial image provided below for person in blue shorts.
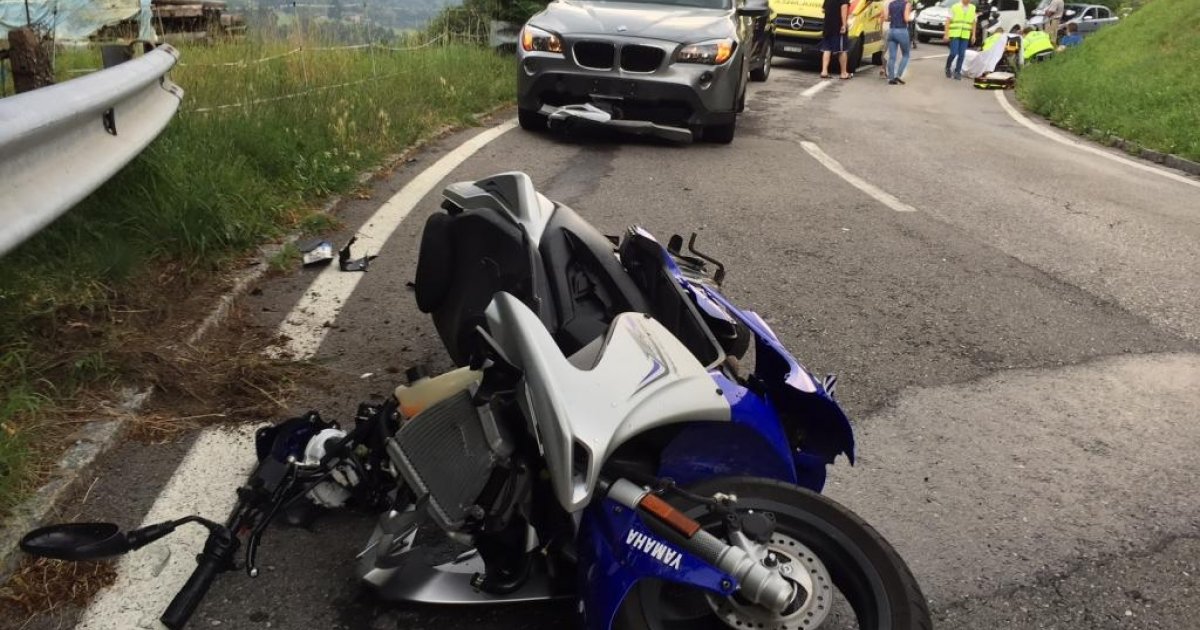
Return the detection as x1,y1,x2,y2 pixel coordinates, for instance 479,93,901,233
821,0,853,79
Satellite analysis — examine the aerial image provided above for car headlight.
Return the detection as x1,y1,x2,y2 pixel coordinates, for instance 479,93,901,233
674,38,735,65
521,25,563,54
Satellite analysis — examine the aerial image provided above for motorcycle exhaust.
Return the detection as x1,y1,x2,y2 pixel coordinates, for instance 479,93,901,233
605,479,796,614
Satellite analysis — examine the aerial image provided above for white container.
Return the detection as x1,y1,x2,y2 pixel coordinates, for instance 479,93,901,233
394,366,483,419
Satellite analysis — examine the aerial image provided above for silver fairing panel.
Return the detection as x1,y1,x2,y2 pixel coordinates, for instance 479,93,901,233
442,172,556,245
485,292,731,513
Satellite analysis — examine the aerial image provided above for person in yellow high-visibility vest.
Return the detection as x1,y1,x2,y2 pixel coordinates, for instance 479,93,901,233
983,27,1004,51
1022,26,1055,62
943,0,977,80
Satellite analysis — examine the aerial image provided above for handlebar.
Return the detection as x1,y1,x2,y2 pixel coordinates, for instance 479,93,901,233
159,527,238,629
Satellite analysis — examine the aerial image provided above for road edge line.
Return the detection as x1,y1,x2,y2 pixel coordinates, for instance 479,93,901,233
994,91,1200,190
800,141,919,213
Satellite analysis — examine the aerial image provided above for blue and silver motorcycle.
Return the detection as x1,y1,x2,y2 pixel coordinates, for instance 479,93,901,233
20,173,929,630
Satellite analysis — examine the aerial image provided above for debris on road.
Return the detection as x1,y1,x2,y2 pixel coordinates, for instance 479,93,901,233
297,238,335,267
338,236,377,272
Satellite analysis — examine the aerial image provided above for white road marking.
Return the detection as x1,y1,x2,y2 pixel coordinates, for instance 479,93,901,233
993,91,1200,190
802,80,832,98
917,53,948,59
269,119,518,360
78,427,257,630
800,141,919,212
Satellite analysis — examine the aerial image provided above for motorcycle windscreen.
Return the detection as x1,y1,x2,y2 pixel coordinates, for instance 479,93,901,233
484,292,732,512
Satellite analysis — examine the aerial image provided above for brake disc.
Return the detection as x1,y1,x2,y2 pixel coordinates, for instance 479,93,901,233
706,531,834,630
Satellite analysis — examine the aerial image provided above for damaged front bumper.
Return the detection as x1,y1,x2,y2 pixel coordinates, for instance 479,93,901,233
539,103,694,143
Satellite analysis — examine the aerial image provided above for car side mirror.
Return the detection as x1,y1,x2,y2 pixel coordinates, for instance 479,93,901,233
737,1,770,17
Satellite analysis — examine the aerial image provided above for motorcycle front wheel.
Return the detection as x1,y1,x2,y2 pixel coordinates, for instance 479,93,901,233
614,477,930,630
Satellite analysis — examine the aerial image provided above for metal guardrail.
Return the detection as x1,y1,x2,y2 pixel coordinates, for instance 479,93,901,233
0,44,183,257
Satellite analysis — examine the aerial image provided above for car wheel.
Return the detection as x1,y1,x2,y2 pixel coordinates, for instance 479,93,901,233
750,42,773,81
871,49,884,65
517,107,547,132
703,120,737,144
847,36,864,73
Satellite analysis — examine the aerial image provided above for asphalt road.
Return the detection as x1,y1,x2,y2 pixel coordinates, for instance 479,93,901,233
13,52,1200,630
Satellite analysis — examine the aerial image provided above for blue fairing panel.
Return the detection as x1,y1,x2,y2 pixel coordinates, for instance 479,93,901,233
699,286,856,466
580,498,736,630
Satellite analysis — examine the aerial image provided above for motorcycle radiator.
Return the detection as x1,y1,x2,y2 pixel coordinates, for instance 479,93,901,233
386,390,513,530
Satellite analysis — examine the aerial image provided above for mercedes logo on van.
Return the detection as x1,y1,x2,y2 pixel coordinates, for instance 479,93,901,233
789,16,805,30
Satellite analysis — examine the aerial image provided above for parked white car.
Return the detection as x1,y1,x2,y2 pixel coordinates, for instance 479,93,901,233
915,0,1027,43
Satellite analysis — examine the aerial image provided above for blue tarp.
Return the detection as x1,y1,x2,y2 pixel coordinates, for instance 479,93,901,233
1,0,154,40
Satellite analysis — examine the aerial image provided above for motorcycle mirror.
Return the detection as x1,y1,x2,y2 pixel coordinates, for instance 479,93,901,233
20,523,131,561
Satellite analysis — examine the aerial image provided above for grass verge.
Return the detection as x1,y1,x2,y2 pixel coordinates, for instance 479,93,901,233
1016,0,1200,162
0,37,515,515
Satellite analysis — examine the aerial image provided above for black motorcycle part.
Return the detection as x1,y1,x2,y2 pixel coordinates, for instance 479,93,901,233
614,477,931,630
254,411,332,463
737,510,776,544
537,203,650,356
413,205,556,365
471,514,534,596
413,213,453,313
619,233,725,369
160,526,238,630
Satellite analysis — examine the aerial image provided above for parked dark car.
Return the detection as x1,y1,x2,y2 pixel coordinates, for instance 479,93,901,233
516,0,774,144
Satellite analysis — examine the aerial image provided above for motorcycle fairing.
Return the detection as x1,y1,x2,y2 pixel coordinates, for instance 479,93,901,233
632,228,856,468
442,171,556,244
484,292,731,513
701,285,857,467
579,497,737,630
656,373,799,487
424,172,650,361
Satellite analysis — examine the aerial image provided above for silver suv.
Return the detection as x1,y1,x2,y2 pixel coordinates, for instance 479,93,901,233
516,0,773,143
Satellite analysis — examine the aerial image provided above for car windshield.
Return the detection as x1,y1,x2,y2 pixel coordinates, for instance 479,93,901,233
586,0,732,9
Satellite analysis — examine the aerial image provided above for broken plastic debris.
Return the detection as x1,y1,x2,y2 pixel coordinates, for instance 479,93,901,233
339,236,378,272
298,238,335,267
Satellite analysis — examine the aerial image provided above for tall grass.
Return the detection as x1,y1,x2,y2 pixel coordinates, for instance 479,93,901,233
0,35,515,513
1016,0,1200,161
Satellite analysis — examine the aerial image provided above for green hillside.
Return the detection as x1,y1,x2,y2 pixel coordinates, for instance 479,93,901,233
1017,0,1200,161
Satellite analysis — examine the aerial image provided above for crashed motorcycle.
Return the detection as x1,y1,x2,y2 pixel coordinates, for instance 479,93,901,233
21,173,930,630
